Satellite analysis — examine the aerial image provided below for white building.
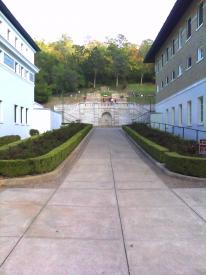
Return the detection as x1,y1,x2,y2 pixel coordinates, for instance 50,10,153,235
32,102,62,134
0,0,39,138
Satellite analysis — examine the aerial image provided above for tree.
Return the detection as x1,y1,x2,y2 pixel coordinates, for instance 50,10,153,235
139,39,154,84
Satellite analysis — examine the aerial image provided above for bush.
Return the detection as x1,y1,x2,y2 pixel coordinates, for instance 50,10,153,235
129,123,198,156
30,129,40,136
0,124,92,177
0,123,86,160
0,135,20,147
165,152,206,178
123,126,169,163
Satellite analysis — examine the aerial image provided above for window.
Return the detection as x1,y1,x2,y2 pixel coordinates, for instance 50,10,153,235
4,53,14,69
14,105,18,124
157,85,160,93
172,70,176,81
187,57,192,69
24,70,28,79
15,37,17,47
166,48,169,62
26,108,28,124
20,107,23,124
165,109,169,124
7,29,10,40
187,18,192,39
161,54,164,67
21,43,23,51
198,96,204,124
0,100,3,123
179,29,184,49
161,81,164,89
15,62,18,73
187,101,192,126
29,72,34,82
166,76,169,85
178,104,183,126
20,66,24,77
172,39,175,55
197,2,203,28
178,65,183,77
171,107,175,125
197,47,204,62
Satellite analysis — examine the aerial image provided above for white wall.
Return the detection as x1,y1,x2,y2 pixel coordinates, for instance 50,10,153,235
0,64,34,138
31,107,62,134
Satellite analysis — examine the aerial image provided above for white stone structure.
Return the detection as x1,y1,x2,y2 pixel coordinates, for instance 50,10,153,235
0,0,39,138
32,102,62,134
55,102,151,127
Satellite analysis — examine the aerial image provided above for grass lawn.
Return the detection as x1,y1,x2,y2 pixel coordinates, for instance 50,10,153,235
126,83,156,104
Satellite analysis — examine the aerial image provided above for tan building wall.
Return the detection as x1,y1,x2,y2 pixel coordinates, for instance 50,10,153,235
155,0,206,103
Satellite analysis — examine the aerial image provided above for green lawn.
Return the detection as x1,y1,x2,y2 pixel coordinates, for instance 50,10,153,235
126,83,156,104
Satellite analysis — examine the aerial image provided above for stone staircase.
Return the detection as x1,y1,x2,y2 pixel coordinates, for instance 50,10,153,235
54,102,152,126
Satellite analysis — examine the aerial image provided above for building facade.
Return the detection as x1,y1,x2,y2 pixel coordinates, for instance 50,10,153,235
0,0,39,138
145,0,206,140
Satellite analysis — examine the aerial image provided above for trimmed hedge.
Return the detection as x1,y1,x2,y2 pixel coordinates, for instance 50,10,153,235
0,124,92,177
165,152,206,178
0,135,20,147
123,126,169,163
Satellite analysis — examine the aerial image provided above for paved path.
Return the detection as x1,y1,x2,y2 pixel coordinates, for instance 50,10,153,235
0,128,206,275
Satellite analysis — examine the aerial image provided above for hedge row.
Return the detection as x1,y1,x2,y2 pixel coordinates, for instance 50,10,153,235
0,124,92,177
0,135,20,147
123,126,169,163
165,152,206,178
123,126,206,178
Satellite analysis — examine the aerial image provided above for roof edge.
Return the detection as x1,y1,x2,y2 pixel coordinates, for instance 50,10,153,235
144,0,193,63
0,0,40,52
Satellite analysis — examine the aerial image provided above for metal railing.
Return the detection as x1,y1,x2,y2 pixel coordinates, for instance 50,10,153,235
147,122,206,142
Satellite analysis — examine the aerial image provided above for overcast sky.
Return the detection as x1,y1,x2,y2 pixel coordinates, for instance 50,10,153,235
3,0,176,45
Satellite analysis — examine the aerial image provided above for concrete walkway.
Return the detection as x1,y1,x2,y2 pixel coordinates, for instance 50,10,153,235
0,128,206,275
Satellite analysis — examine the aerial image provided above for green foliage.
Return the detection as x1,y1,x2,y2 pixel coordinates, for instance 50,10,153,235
35,34,155,103
30,129,40,136
0,125,92,177
0,135,20,147
123,126,169,163
0,123,87,160
129,123,198,156
165,152,206,178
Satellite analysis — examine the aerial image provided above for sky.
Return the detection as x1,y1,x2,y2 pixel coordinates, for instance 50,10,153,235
3,0,176,45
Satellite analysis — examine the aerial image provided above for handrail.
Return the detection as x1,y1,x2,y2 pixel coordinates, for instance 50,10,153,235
147,122,206,142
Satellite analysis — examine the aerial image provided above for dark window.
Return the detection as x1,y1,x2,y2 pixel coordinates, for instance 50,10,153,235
29,72,34,82
187,18,192,39
198,2,203,27
20,107,23,124
161,54,164,67
26,108,28,124
166,48,169,62
172,70,176,80
14,105,17,123
172,40,175,55
187,57,192,68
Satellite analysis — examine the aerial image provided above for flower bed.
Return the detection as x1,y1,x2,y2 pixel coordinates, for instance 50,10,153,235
0,124,92,177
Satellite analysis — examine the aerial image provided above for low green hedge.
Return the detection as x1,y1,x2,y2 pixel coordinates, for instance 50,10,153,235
165,152,206,178
0,124,92,177
123,126,169,163
0,135,20,147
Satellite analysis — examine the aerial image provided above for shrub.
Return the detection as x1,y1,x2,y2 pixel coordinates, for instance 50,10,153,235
0,135,20,147
0,123,86,160
0,124,92,177
165,152,206,178
129,123,198,156
30,129,40,136
123,126,169,163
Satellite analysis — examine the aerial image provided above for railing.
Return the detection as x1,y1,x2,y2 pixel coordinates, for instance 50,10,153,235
147,122,206,142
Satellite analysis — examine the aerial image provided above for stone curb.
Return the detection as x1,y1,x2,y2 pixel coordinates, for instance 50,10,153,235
0,129,93,187
123,130,206,182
